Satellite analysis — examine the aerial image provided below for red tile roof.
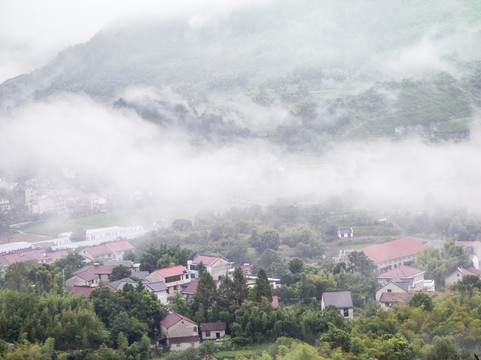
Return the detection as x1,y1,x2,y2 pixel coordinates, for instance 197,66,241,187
192,255,222,266
379,265,424,278
154,265,185,278
182,278,199,295
361,237,427,264
69,285,95,297
84,244,111,256
47,250,68,263
76,271,98,281
160,313,197,329
1,253,26,265
106,240,134,252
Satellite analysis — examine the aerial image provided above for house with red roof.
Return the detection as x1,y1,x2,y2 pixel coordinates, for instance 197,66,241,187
159,313,200,351
146,265,187,294
378,265,426,291
80,240,135,262
361,237,427,272
65,271,99,289
187,255,230,280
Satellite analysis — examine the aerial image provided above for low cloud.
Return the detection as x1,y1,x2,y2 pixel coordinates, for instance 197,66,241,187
1,93,481,214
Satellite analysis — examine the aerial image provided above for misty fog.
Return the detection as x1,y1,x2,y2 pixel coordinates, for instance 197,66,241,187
1,0,481,216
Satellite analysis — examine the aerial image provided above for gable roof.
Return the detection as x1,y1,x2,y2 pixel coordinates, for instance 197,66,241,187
379,265,424,279
200,322,226,331
192,255,222,266
154,265,185,278
160,313,197,329
75,271,98,282
182,278,199,295
381,280,410,292
69,285,95,297
322,290,353,308
84,244,111,257
448,267,481,277
361,237,427,264
146,281,168,292
108,278,138,290
379,292,414,305
106,240,134,252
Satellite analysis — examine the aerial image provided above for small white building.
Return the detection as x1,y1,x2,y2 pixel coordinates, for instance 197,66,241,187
321,290,354,319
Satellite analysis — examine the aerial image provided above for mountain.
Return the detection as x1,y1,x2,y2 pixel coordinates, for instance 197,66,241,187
1,0,481,149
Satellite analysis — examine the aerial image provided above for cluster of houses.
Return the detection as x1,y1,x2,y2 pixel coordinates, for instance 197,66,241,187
335,236,481,309
0,225,143,270
0,176,155,218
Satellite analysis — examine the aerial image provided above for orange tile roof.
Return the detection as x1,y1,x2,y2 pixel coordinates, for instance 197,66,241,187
154,265,185,278
361,237,427,264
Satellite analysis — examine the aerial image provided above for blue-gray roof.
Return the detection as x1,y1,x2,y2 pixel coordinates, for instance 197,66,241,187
146,281,167,292
322,290,353,308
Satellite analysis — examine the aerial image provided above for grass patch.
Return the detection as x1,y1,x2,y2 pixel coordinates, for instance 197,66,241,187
214,344,271,359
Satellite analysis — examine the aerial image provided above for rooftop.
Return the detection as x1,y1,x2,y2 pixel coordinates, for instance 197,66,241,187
69,285,95,297
154,265,185,278
160,313,197,329
200,322,226,331
361,237,427,264
192,255,223,266
379,292,414,305
379,265,424,278
106,240,135,252
322,290,353,308
182,278,199,295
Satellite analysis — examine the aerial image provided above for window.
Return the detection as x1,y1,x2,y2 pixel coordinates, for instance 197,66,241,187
216,332,221,339
191,273,195,279
193,326,197,333
205,331,211,337
387,289,392,292
343,308,349,317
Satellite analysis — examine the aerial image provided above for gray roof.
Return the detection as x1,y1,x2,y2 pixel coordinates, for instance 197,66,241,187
104,260,135,268
392,280,410,292
108,278,138,290
146,281,167,292
322,290,353,308
131,271,149,280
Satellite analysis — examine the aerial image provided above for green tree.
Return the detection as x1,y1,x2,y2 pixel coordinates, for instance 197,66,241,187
348,251,377,277
255,268,272,303
232,266,249,306
288,258,305,274
53,254,85,279
109,265,132,282
409,293,433,311
193,271,217,323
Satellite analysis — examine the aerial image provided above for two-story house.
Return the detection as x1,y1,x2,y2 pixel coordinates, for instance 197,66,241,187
146,265,187,294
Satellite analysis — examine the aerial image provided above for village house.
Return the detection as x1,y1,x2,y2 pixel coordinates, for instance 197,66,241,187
200,322,226,341
456,240,481,269
445,267,481,288
79,240,135,262
159,313,200,351
0,199,11,213
377,265,427,291
146,265,187,294
321,290,354,319
0,248,68,268
145,281,169,305
337,227,354,239
375,280,410,301
69,264,116,287
378,292,414,309
361,237,427,272
65,271,99,289
187,255,231,281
